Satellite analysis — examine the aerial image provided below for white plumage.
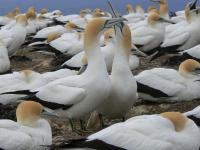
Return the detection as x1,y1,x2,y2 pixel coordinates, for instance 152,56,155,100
0,101,52,150
136,59,200,102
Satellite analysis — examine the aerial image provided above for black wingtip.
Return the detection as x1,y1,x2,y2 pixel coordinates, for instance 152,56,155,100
1,90,36,96
188,115,200,126
137,82,170,98
50,138,126,150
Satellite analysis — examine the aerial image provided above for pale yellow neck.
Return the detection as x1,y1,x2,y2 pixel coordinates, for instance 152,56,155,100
160,4,168,16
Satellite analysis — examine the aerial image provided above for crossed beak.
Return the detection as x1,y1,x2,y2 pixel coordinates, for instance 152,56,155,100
103,17,127,29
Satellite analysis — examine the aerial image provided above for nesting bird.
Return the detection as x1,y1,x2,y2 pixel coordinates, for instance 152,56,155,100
0,15,27,56
136,59,200,102
0,101,52,150
51,112,200,150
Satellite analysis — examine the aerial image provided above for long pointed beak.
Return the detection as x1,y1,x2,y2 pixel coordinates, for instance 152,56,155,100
191,7,200,14
78,65,87,75
74,26,85,32
41,111,59,118
193,68,200,75
132,45,147,57
103,17,127,29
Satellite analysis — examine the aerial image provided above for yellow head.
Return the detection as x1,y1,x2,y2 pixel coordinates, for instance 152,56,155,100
26,9,36,20
20,70,33,77
47,32,60,43
40,8,48,14
126,4,134,14
185,6,192,23
147,12,160,25
147,6,158,13
16,15,28,26
116,24,132,58
161,112,188,132
94,8,103,13
27,6,36,12
93,8,105,18
84,18,125,52
65,22,77,30
13,7,21,15
179,59,200,77
135,5,145,14
16,101,43,127
84,18,107,50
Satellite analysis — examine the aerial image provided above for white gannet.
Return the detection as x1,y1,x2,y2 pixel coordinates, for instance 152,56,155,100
0,15,27,56
128,6,159,31
97,22,137,119
0,7,21,26
32,21,84,43
166,1,197,35
132,12,173,54
6,18,125,122
152,6,200,59
49,29,84,56
0,40,10,74
136,59,200,102
0,70,48,105
0,69,77,105
123,4,145,24
166,0,198,35
35,15,51,30
54,9,91,25
29,25,84,62
0,101,52,150
25,7,37,35
51,112,200,150
42,10,63,19
28,32,63,56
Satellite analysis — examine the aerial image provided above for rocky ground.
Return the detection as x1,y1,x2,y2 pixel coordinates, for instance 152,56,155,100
0,50,200,144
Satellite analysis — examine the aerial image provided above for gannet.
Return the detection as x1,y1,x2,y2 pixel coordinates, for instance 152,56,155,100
0,101,52,150
97,22,137,119
51,112,200,150
0,15,27,56
136,59,200,102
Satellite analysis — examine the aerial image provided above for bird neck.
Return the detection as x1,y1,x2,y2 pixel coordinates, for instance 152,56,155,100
185,8,192,24
111,43,131,76
84,33,108,75
159,3,169,18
